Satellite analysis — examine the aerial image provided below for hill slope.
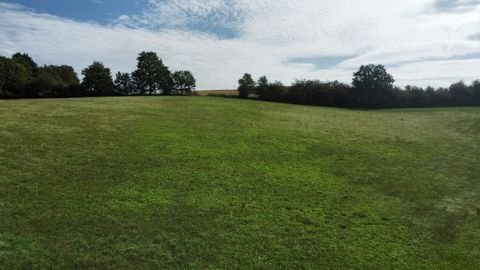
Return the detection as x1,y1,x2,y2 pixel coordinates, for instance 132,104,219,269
0,97,479,269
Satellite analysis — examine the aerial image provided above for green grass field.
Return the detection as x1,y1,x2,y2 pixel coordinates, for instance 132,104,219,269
0,97,479,269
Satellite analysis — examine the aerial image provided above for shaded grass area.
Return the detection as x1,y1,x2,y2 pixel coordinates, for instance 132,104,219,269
0,97,479,269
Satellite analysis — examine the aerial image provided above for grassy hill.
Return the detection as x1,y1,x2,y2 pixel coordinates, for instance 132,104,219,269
0,97,479,269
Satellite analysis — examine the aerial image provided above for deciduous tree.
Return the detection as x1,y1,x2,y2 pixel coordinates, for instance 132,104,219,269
132,51,172,95
450,81,473,106
114,72,134,96
0,56,30,98
81,61,114,96
27,65,80,97
352,64,394,107
172,70,196,95
12,53,38,77
238,73,255,99
256,75,269,97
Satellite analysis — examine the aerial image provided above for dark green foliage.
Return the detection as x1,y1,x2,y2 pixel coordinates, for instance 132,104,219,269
2,50,480,107
404,86,431,107
26,65,81,97
256,79,480,108
12,53,38,77
449,81,474,106
0,51,188,99
238,73,255,98
288,80,352,107
261,81,287,101
114,72,134,96
132,51,172,95
254,78,352,106
352,64,395,108
472,80,480,104
48,65,79,86
172,70,196,95
255,75,269,97
250,65,480,108
0,56,31,98
432,88,452,107
1,54,81,98
0,57,7,97
81,61,114,96
24,70,58,98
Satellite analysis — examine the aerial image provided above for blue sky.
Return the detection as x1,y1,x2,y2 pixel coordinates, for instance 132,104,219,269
2,0,145,23
2,0,239,38
1,0,480,89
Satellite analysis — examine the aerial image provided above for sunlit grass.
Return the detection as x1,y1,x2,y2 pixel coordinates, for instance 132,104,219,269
0,97,479,269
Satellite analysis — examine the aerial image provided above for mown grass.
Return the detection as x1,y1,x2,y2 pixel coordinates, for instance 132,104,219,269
0,97,479,269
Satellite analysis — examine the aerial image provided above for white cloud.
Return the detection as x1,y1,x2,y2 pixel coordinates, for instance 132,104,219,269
1,1,480,89
116,0,244,31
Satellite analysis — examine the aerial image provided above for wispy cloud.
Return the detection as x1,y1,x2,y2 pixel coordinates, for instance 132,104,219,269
470,32,480,40
0,2,26,10
1,0,480,89
115,0,245,37
431,0,480,12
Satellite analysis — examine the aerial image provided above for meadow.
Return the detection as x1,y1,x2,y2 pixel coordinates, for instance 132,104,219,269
0,97,479,269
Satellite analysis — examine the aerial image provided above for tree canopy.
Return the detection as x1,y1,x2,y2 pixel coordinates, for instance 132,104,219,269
238,73,255,99
238,67,480,108
352,64,395,107
2,49,480,109
114,72,134,96
28,65,80,97
172,70,196,95
255,75,269,98
12,53,38,74
0,51,196,99
0,55,31,98
81,61,114,96
132,51,172,95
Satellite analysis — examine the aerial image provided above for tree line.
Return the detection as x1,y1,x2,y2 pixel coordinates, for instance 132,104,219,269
0,51,196,99
2,51,479,108
238,65,480,108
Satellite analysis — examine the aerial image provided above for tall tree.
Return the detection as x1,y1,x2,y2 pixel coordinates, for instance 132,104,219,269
449,81,472,106
256,75,269,97
352,64,395,107
12,53,38,77
172,70,196,95
114,72,134,96
238,73,255,99
0,56,30,98
81,61,114,96
132,51,172,95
